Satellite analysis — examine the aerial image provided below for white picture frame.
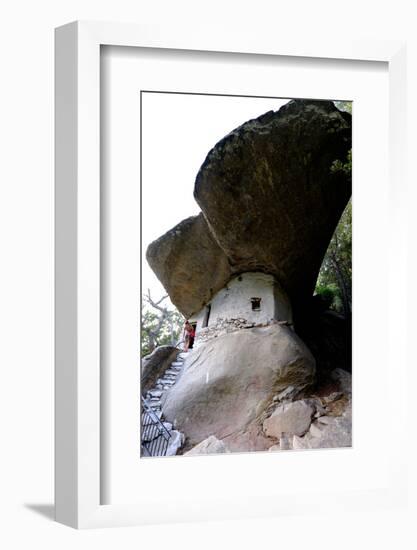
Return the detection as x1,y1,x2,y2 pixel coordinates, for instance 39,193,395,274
55,21,407,529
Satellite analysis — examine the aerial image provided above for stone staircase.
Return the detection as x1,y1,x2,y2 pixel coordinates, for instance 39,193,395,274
141,351,188,456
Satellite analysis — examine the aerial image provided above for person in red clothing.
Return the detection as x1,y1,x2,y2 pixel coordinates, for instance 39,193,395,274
183,321,196,351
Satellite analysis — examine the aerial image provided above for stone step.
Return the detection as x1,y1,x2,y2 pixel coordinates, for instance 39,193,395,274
171,362,183,367
162,374,176,380
178,352,188,359
142,410,163,425
147,390,163,398
164,369,178,376
161,378,175,384
142,425,164,442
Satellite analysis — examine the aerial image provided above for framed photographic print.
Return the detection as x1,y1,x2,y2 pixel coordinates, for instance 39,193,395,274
55,21,408,528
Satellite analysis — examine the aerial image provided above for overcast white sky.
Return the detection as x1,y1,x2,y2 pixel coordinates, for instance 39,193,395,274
141,92,291,308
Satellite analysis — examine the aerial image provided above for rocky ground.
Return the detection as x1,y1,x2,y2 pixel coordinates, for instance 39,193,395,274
142,342,352,457
181,367,352,455
143,100,352,457
264,367,352,451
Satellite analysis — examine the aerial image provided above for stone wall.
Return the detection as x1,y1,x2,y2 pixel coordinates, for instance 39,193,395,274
208,272,276,327
195,317,293,346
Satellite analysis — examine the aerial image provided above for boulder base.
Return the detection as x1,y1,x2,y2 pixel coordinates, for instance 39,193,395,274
162,324,315,451
184,435,229,456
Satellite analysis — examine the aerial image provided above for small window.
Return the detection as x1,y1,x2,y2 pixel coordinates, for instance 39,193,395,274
251,297,261,311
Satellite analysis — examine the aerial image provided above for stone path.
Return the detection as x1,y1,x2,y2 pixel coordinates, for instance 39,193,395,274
141,351,188,456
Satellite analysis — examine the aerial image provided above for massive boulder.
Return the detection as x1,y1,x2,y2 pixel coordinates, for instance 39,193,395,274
146,213,231,318
194,99,352,309
146,100,351,317
162,324,316,451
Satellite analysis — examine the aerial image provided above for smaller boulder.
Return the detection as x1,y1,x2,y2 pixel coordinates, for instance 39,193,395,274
166,431,185,456
263,400,315,438
141,346,179,395
292,414,351,450
184,436,229,456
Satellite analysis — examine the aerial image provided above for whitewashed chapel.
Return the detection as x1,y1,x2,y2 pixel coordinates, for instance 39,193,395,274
188,272,293,346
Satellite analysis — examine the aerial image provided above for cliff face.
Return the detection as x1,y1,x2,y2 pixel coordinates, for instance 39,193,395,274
147,99,351,318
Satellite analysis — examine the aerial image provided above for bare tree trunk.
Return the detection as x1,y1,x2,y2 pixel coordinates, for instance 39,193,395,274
142,289,171,353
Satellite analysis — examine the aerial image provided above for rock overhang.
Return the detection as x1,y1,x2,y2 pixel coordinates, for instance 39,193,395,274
146,99,351,318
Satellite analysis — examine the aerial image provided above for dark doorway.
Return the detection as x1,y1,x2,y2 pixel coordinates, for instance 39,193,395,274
202,304,211,328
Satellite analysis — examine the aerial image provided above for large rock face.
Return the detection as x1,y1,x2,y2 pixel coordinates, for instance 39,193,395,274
162,324,316,451
194,99,351,308
146,213,231,318
147,100,351,317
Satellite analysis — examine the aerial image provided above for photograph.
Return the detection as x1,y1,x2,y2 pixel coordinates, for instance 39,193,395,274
140,92,352,457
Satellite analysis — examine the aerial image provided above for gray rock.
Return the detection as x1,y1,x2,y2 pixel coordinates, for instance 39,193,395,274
147,390,163,399
163,324,315,452
292,407,352,450
263,399,315,438
194,99,352,309
147,101,351,317
141,346,179,395
309,422,323,438
166,430,184,456
184,435,229,456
